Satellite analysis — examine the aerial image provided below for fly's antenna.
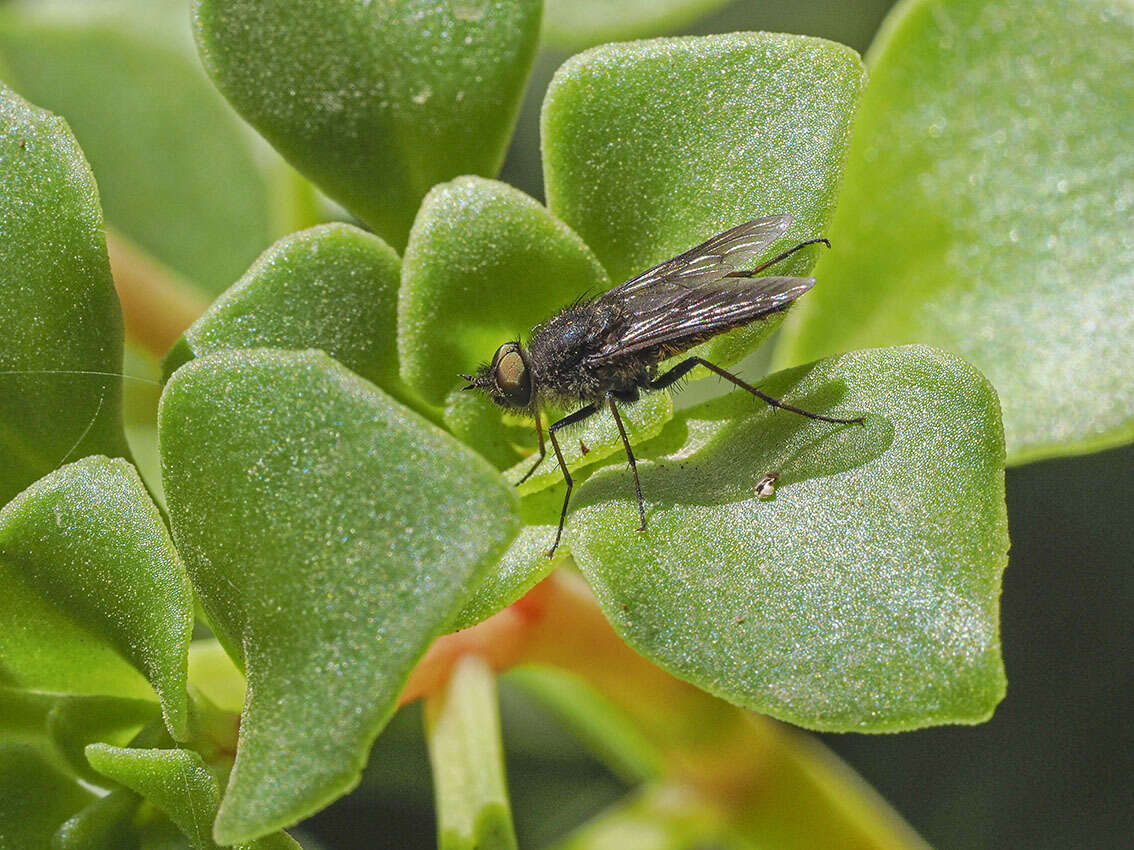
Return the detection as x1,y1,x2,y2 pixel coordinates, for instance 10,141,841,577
730,237,831,278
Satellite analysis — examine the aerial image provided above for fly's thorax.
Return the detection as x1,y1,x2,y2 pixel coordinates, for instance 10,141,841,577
526,302,649,405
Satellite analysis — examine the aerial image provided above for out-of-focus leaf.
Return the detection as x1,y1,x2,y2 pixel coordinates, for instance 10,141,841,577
0,744,93,849
187,640,245,716
424,655,518,850
0,457,194,739
505,666,664,785
555,784,742,850
85,745,300,850
47,695,160,784
0,84,130,506
52,788,141,850
568,346,1008,731
159,349,519,843
777,0,1134,464
0,5,272,295
172,223,421,410
542,33,865,368
542,0,733,50
193,0,542,249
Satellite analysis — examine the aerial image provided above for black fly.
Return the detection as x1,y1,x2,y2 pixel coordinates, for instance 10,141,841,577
460,214,864,557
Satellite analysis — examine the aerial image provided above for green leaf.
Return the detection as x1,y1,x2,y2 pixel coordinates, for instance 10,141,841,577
424,655,518,850
0,456,194,739
542,0,734,50
399,176,611,407
85,745,300,850
159,348,520,843
47,695,161,785
175,223,421,410
193,0,542,249
0,4,273,295
568,345,1008,731
0,84,131,506
0,744,93,849
52,788,141,850
542,33,866,368
776,0,1134,464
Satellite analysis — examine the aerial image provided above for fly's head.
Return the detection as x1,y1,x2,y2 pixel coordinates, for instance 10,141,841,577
459,342,533,410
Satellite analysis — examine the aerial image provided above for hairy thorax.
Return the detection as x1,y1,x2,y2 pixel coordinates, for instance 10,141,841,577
526,302,652,405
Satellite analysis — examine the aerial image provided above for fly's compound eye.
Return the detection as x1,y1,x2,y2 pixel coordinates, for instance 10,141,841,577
492,345,531,406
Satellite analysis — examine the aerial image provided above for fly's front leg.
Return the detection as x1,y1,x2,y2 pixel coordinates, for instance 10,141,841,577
516,411,546,485
546,403,600,558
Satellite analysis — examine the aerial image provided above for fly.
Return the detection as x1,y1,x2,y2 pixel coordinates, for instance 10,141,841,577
460,214,864,557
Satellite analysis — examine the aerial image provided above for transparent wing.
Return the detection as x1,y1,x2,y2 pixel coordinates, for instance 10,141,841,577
591,276,814,360
598,214,793,306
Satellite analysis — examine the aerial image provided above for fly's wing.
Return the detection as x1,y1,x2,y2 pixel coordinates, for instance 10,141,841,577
598,214,792,306
590,275,814,360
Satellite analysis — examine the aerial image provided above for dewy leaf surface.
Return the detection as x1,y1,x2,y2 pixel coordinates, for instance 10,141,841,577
0,5,272,294
175,223,421,411
542,33,866,368
777,0,1133,464
0,84,131,506
0,457,194,738
159,349,520,843
194,0,542,249
568,346,1008,731
85,745,299,850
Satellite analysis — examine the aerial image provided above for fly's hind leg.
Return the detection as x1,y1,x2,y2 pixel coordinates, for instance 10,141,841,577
649,357,864,426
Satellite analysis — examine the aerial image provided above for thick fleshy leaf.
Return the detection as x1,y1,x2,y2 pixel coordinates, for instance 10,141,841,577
0,744,93,848
85,745,299,850
542,0,734,50
399,176,611,407
0,3,273,295
159,349,519,842
424,655,517,850
568,345,1008,731
0,457,194,738
776,0,1134,464
0,84,130,506
542,33,866,368
194,0,542,249
448,487,570,631
173,223,421,410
